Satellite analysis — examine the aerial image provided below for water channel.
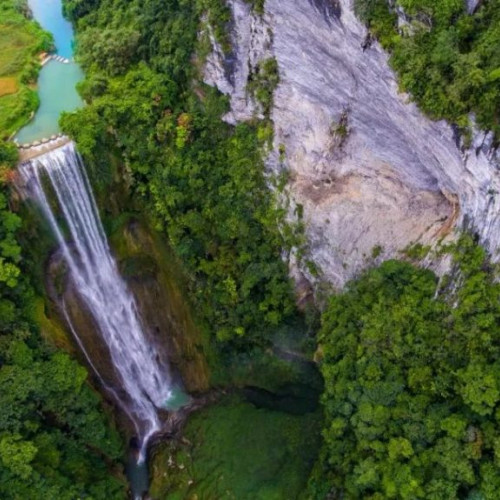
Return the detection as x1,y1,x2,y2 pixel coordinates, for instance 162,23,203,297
15,0,83,144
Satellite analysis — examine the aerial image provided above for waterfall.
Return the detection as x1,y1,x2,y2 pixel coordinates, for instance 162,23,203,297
18,142,173,462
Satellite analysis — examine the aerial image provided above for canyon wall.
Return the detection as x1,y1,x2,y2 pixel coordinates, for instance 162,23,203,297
204,0,500,288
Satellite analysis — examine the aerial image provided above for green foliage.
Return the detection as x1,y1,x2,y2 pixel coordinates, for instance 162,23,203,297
78,27,141,76
403,242,431,260
0,142,18,169
150,396,322,499
62,0,294,344
244,0,266,16
0,182,127,498
198,0,232,52
310,236,500,499
0,0,52,140
355,0,398,47
148,108,295,342
247,57,280,117
371,244,383,258
355,0,500,138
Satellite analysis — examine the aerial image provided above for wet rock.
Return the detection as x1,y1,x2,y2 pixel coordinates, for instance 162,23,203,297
115,220,210,393
40,214,211,442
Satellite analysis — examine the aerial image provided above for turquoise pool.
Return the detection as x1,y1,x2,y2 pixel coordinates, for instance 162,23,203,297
15,0,83,144
28,0,75,58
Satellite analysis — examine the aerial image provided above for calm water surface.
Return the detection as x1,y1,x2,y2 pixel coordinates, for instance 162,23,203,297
28,0,75,58
15,0,83,143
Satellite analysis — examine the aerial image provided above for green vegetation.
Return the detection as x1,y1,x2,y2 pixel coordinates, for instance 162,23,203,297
61,0,295,344
310,235,500,499
0,142,18,175
0,180,127,497
244,0,265,16
355,0,500,139
0,0,52,141
150,396,322,499
248,57,280,117
370,244,383,258
403,241,431,260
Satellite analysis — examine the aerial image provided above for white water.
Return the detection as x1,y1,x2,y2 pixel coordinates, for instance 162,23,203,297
19,142,173,462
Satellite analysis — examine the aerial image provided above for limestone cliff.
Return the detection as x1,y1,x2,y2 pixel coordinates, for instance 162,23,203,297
204,0,500,288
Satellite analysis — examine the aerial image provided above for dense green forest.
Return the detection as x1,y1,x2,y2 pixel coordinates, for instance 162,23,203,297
309,236,500,499
62,0,296,345
0,157,127,496
355,0,500,141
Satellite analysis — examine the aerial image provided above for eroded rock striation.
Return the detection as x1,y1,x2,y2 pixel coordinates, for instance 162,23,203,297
204,0,500,288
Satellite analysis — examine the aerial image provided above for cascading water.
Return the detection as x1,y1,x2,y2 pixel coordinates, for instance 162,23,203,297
18,142,174,463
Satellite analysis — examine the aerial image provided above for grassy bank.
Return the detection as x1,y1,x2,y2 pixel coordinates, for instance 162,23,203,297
0,0,52,141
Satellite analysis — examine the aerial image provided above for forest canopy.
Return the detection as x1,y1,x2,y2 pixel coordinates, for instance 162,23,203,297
309,236,500,499
355,0,500,141
62,0,296,344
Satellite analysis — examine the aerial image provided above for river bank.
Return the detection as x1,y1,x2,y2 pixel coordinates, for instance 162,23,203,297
14,0,83,144
0,0,52,140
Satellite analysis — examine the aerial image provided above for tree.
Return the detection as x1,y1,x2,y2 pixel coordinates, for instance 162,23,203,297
311,238,500,498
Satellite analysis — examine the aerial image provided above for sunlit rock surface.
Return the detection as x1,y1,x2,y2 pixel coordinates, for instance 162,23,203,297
204,0,500,288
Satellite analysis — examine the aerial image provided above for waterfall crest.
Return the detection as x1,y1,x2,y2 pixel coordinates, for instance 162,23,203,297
19,142,173,461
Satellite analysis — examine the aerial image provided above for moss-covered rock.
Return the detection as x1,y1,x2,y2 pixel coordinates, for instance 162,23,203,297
149,395,322,500
109,217,211,393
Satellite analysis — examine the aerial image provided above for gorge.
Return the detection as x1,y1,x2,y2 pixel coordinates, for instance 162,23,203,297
1,0,499,498
5,0,322,497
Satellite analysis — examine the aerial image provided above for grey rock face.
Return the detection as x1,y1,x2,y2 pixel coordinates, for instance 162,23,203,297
203,0,272,123
204,0,500,288
466,0,481,14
